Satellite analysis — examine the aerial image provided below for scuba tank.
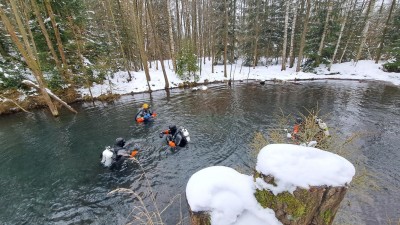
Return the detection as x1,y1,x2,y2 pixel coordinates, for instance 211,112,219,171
101,146,114,167
181,127,190,142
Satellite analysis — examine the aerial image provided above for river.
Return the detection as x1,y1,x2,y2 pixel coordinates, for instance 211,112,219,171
0,80,399,225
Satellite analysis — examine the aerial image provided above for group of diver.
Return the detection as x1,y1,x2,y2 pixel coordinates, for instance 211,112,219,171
101,103,190,168
101,103,330,168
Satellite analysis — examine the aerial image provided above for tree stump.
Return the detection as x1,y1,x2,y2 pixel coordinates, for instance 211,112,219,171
189,210,211,225
254,173,348,225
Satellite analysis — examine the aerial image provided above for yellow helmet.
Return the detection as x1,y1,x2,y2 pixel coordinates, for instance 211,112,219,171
142,103,149,109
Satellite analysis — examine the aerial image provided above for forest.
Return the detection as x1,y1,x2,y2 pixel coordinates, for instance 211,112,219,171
0,0,399,116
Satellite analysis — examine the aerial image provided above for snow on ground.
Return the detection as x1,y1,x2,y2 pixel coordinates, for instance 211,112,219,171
186,144,355,225
186,166,282,225
77,59,400,97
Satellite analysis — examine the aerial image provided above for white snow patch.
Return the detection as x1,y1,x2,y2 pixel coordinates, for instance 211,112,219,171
255,144,355,195
186,166,282,225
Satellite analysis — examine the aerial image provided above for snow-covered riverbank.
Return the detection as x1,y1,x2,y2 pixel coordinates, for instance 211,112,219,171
78,59,400,98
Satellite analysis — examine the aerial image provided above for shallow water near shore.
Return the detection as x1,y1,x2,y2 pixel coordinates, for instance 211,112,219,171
0,80,399,225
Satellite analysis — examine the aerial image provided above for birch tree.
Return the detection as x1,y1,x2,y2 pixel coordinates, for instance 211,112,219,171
281,0,290,70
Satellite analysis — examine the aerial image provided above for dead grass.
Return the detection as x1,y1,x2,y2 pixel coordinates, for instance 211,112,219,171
108,158,187,225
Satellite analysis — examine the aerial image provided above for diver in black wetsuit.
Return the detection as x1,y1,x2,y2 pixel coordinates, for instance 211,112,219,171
159,125,190,148
101,138,139,167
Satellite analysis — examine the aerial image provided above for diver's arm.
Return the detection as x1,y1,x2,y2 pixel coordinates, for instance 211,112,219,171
174,133,183,147
159,129,171,138
136,109,146,122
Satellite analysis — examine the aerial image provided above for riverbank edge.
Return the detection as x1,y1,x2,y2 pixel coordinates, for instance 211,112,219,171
0,77,395,116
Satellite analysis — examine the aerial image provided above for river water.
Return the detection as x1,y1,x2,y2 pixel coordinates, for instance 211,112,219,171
0,81,399,225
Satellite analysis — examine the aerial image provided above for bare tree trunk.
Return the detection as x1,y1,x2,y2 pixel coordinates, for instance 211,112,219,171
355,0,376,62
253,0,261,69
66,16,96,102
147,0,170,89
316,0,333,65
30,0,63,77
175,0,182,48
211,33,215,73
166,0,177,71
44,0,70,82
192,0,198,53
0,6,59,116
375,0,396,63
10,0,35,60
19,0,38,59
223,0,228,77
131,0,152,91
281,0,290,70
329,0,354,70
296,0,312,72
289,0,299,68
105,0,132,80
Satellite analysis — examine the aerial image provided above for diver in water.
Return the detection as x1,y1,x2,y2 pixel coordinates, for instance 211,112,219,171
159,125,190,149
135,103,156,122
101,138,139,167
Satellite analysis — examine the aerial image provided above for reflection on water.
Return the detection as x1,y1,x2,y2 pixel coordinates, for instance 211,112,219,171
0,80,399,225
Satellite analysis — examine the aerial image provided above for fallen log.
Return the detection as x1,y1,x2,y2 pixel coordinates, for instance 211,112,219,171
0,94,30,113
22,80,78,114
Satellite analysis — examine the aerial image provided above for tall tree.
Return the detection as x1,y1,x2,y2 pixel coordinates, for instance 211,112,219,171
130,0,151,91
329,0,354,70
281,0,290,70
296,0,312,72
289,0,299,68
0,5,59,116
166,0,177,71
355,0,376,62
316,0,333,65
30,0,63,78
44,0,70,82
252,0,261,68
375,0,396,63
146,0,169,89
224,0,229,77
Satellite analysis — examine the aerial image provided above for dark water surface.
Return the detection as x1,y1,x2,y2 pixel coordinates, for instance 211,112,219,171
0,81,399,225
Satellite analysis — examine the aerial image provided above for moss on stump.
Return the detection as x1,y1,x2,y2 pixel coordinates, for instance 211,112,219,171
254,173,348,225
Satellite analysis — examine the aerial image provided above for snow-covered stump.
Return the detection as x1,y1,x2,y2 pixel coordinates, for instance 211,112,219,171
254,177,348,225
254,144,355,225
186,144,355,225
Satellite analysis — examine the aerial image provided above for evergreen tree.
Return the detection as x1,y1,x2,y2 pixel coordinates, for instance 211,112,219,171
176,41,199,81
383,6,400,72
